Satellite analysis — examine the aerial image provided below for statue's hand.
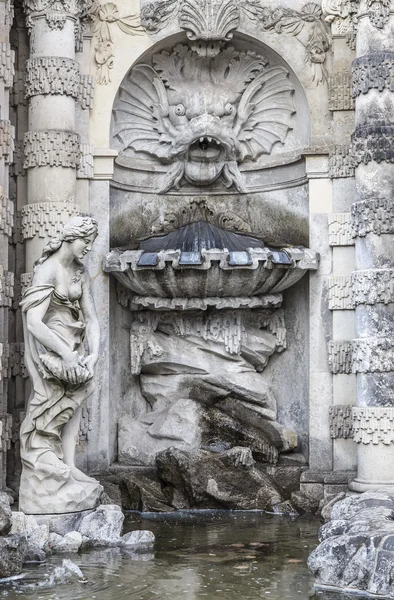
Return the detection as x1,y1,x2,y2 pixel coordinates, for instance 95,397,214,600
63,350,81,369
80,353,98,376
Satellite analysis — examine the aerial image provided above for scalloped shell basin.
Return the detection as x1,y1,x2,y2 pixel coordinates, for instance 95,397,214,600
104,222,319,299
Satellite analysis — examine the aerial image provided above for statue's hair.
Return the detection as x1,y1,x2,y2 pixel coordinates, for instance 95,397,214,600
34,216,99,269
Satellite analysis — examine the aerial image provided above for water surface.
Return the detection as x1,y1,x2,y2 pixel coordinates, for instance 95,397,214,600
0,511,369,600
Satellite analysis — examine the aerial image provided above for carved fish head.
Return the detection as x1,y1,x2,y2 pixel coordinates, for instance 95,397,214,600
113,44,295,193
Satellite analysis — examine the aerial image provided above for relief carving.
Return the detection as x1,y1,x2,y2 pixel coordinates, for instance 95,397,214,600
121,307,296,466
328,72,354,111
352,338,394,374
352,269,394,306
179,0,239,53
23,131,81,169
351,198,394,237
366,0,391,29
328,340,353,374
329,405,353,439
25,57,94,109
77,144,94,179
0,268,14,308
241,2,331,85
0,187,14,237
352,53,394,97
351,125,394,166
328,276,354,310
329,145,355,178
113,44,295,193
0,120,15,165
352,406,394,445
141,0,179,32
0,43,14,88
21,202,80,239
328,213,354,246
93,2,144,85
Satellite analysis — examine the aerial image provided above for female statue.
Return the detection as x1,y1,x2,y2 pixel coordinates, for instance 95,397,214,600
19,216,103,515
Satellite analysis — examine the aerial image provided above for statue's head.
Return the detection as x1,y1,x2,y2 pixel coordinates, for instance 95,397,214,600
35,216,99,268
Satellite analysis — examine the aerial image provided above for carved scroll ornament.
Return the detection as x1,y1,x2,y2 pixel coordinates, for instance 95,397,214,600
113,45,295,193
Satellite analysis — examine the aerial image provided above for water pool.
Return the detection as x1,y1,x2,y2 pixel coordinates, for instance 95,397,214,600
0,511,366,600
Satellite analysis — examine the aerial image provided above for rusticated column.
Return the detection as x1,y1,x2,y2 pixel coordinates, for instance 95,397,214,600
21,0,95,270
349,0,394,492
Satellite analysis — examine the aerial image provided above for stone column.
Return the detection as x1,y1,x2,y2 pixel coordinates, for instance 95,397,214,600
0,0,16,488
349,0,394,492
21,0,96,270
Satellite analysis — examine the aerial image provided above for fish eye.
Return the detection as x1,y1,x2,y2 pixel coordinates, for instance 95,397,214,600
175,104,186,116
224,103,234,115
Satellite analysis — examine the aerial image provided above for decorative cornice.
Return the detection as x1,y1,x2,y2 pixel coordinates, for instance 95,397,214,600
352,406,394,445
352,52,394,98
23,0,99,25
0,43,14,88
351,198,394,237
0,120,14,164
328,276,354,310
352,269,394,306
23,130,81,169
328,340,353,374
328,213,354,246
21,202,80,239
328,72,354,111
329,405,354,439
352,337,394,373
329,145,355,178
351,124,394,166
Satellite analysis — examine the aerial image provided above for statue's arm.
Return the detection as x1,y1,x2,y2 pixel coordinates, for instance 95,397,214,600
26,298,79,365
79,271,100,373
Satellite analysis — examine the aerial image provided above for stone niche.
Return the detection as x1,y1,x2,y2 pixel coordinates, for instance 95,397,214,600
105,27,317,509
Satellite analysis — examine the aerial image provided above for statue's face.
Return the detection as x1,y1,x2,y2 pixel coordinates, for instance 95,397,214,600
68,234,96,260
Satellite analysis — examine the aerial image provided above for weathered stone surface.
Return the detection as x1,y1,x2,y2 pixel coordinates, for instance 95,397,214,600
122,530,155,551
155,447,285,510
0,535,27,578
79,505,124,547
309,492,394,596
46,532,82,554
0,492,12,536
120,472,175,512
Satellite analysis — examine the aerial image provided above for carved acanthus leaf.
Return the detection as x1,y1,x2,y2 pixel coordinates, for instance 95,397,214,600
140,0,179,32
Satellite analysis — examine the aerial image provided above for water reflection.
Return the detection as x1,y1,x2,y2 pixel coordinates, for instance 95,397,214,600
0,511,363,600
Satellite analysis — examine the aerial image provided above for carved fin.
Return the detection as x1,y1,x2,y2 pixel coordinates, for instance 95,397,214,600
235,66,295,161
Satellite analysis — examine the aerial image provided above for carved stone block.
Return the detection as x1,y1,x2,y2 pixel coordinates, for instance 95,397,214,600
0,120,14,164
78,74,94,109
9,343,27,379
0,43,14,88
328,213,354,246
20,272,33,296
329,145,355,178
351,125,394,166
352,270,394,306
0,188,14,237
352,338,394,374
352,52,394,98
328,72,354,111
329,405,353,439
21,202,80,239
328,340,353,374
0,269,14,307
77,144,94,178
328,276,354,310
25,57,81,99
0,413,12,451
352,406,394,445
77,406,92,443
23,131,81,169
351,198,394,237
